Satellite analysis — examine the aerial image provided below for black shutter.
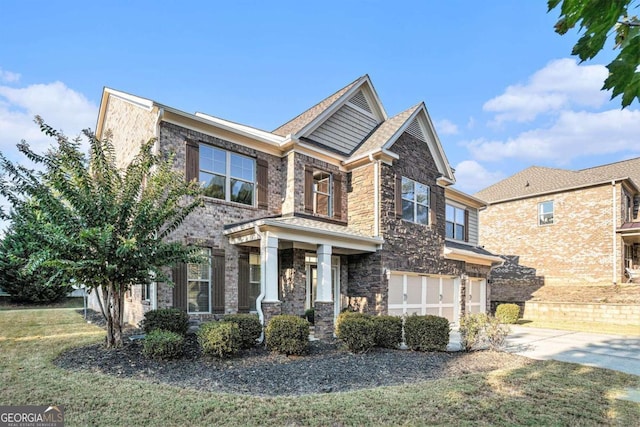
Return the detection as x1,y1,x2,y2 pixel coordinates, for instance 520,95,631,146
395,175,403,218
212,252,225,314
172,263,187,310
305,166,314,213
333,173,343,220
185,140,199,183
237,252,250,313
257,158,268,210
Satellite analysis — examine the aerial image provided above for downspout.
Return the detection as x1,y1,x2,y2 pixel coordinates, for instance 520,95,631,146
612,181,617,285
254,225,266,341
370,154,380,237
154,108,164,154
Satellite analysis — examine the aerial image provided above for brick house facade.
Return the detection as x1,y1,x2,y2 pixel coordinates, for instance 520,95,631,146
92,76,501,338
476,162,640,304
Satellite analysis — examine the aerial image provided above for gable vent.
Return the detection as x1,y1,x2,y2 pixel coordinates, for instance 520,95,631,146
348,90,373,113
405,118,426,142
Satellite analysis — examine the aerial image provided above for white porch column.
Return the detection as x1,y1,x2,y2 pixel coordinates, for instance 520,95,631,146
316,244,333,302
261,232,279,302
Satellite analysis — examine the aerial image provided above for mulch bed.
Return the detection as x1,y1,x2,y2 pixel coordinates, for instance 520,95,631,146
54,310,533,397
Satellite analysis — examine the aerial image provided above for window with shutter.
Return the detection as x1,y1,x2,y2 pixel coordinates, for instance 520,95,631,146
304,166,344,220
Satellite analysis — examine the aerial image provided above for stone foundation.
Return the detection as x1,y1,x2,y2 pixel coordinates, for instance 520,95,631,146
314,301,334,340
261,301,282,329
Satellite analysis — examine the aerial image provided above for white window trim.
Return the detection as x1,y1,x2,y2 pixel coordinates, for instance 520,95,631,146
401,177,430,225
538,200,554,226
445,203,466,241
313,171,333,217
200,145,256,206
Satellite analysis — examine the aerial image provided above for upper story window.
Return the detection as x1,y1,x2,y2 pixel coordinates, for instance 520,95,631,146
538,200,554,225
199,145,255,205
401,177,430,225
305,166,343,220
446,204,466,241
624,194,633,222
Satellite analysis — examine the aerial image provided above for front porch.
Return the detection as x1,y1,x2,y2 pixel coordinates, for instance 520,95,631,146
619,222,640,282
224,215,383,339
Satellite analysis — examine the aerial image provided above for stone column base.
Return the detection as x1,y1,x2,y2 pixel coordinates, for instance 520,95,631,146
261,301,282,329
314,301,334,340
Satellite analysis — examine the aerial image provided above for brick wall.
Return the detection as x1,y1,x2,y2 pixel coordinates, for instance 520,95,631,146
480,183,625,286
347,163,376,236
523,301,640,325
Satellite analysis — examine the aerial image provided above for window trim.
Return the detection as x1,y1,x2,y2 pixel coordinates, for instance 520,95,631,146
538,200,554,226
199,145,256,206
249,253,260,312
187,248,212,314
313,170,333,217
446,203,466,241
401,177,430,225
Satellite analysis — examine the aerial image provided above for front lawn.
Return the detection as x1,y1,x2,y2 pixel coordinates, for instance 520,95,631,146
1,308,638,426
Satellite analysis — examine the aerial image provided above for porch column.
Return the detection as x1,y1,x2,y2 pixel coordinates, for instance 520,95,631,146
316,244,332,302
262,232,279,302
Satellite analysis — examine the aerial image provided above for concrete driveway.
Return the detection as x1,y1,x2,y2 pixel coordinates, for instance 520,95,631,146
503,325,640,377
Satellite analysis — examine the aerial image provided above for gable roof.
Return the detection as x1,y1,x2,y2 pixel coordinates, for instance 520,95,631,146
272,75,386,138
476,158,640,203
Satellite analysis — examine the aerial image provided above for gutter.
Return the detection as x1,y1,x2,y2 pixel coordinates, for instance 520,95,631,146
612,181,617,285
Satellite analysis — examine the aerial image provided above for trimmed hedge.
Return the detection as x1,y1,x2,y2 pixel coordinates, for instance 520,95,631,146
495,303,520,324
265,315,309,355
140,308,189,336
142,329,184,360
336,315,376,353
222,314,262,349
335,311,368,336
372,315,403,349
404,314,450,352
197,321,241,358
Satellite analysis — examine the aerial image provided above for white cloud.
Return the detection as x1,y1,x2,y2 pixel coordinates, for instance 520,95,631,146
483,58,609,124
0,81,98,160
453,160,505,194
465,108,640,163
0,68,20,83
435,119,459,135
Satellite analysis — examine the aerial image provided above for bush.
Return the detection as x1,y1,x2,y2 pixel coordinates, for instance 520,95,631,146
335,311,368,336
459,313,511,351
142,329,184,360
222,314,262,349
197,321,241,358
495,304,520,324
304,308,315,325
372,315,403,349
265,315,309,355
404,314,450,352
336,315,376,353
140,308,189,336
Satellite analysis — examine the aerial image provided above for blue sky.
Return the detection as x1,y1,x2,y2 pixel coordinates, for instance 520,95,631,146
1,0,638,211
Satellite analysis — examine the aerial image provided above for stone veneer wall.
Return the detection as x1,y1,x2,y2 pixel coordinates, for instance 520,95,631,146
347,163,376,235
522,301,640,325
480,183,626,286
279,248,307,316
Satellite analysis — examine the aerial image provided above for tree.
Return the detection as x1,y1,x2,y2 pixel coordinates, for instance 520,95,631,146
0,202,72,303
549,0,640,107
0,118,204,347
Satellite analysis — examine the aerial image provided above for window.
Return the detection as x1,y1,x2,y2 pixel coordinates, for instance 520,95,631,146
313,171,332,216
538,201,554,225
199,145,255,206
446,204,466,240
187,248,211,314
141,283,150,303
249,253,261,312
401,177,430,225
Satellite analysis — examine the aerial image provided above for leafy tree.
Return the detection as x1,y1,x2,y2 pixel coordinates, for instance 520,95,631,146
0,117,204,347
0,202,72,303
549,0,640,107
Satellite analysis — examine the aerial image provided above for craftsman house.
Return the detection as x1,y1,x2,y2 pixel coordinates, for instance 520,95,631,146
93,75,501,338
476,159,640,303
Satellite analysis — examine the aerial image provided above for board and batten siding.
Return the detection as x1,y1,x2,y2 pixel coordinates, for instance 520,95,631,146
308,104,378,154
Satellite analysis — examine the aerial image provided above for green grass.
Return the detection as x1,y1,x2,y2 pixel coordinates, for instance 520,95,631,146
0,296,84,310
517,319,640,336
1,308,639,426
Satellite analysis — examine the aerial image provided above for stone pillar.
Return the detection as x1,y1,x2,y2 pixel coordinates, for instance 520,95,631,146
314,301,334,340
261,301,282,331
262,232,279,302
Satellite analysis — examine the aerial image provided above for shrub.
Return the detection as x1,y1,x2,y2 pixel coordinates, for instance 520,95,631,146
304,308,315,325
404,314,450,352
335,311,368,336
336,315,376,353
485,316,511,350
222,314,262,349
140,308,189,336
142,329,184,360
495,303,520,324
197,321,241,358
265,315,309,355
372,315,403,349
459,313,490,351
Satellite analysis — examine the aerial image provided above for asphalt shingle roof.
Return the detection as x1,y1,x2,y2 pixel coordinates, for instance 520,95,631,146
475,157,640,203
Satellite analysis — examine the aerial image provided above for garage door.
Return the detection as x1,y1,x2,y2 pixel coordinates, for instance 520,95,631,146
388,273,460,323
465,278,486,314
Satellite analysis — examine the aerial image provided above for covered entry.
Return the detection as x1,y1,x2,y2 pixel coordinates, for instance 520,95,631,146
388,272,460,323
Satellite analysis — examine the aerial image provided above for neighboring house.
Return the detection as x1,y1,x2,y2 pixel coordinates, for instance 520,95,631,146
93,75,501,338
476,159,640,300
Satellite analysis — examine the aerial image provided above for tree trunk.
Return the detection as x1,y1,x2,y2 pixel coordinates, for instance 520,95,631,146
103,282,124,348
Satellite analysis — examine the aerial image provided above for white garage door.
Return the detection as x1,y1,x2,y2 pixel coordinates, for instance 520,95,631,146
388,273,460,323
466,278,486,314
